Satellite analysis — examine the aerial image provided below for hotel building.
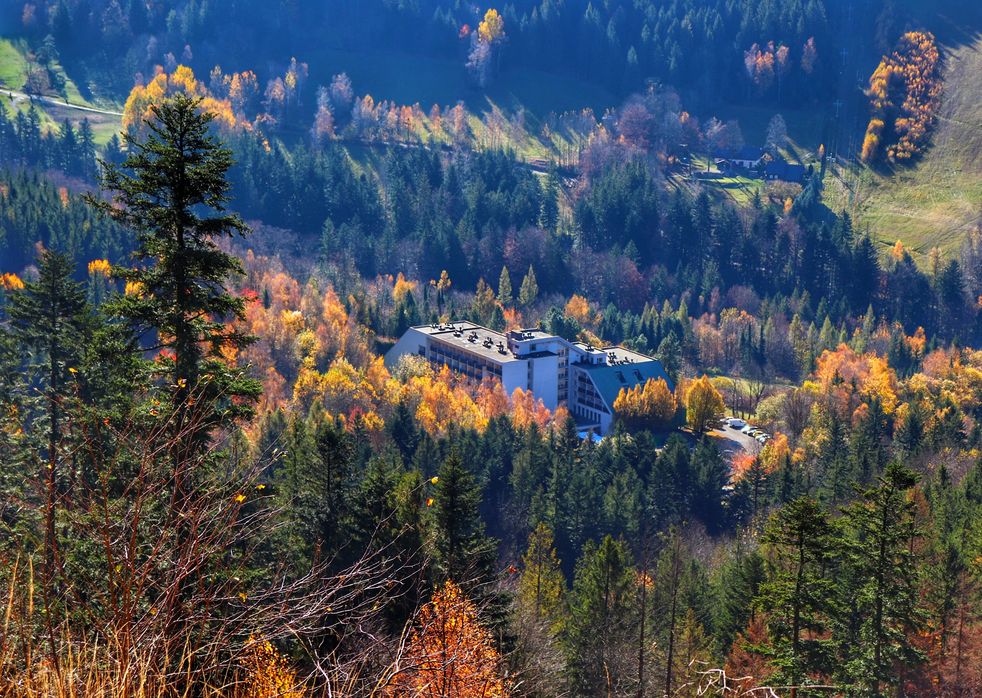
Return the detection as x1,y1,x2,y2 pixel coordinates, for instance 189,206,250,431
385,322,673,434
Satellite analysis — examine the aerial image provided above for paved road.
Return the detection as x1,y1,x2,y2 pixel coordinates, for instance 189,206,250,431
708,423,763,457
1,88,123,117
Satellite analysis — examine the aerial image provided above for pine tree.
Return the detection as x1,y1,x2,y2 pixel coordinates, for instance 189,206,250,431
651,527,691,698
430,452,497,592
517,523,565,631
497,265,513,307
4,249,88,589
539,166,560,231
690,438,728,532
518,265,539,309
757,497,840,694
837,462,924,694
712,544,766,651
86,94,260,475
6,249,88,478
564,536,638,696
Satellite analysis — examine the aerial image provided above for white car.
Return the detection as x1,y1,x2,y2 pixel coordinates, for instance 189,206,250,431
740,425,755,435
727,418,747,429
756,433,771,444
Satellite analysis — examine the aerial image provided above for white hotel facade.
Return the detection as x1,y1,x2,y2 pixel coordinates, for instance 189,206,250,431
385,322,673,434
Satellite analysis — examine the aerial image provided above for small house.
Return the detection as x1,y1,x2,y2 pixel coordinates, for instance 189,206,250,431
714,146,764,170
764,159,809,183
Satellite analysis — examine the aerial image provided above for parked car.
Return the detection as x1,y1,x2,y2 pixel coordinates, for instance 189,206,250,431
728,418,747,429
740,425,755,434
756,433,771,444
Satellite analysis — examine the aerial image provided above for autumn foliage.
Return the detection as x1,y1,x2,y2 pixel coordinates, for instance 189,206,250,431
613,377,677,431
123,65,247,134
388,581,508,697
862,32,942,163
809,343,899,415
241,638,304,698
685,375,725,435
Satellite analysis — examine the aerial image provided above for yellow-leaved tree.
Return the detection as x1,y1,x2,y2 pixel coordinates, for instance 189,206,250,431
612,377,677,431
388,581,508,697
478,9,505,44
685,375,725,435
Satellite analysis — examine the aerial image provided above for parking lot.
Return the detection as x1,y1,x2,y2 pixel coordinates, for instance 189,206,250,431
708,418,767,458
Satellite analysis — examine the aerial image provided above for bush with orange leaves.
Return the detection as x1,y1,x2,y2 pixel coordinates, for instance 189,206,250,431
907,347,982,415
240,637,305,698
0,272,25,291
861,31,942,163
406,365,490,435
613,377,677,431
388,581,508,697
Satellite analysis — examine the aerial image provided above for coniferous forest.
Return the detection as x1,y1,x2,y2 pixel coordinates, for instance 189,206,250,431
2,1,982,696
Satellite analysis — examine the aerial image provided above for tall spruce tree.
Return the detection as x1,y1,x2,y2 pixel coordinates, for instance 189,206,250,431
518,265,539,309
837,462,924,695
756,497,840,694
564,535,638,697
430,452,497,592
4,249,89,589
86,94,260,493
497,265,513,307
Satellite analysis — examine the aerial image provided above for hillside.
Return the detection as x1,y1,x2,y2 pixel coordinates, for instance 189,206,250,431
823,4,982,258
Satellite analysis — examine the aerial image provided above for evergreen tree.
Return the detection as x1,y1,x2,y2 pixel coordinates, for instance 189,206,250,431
712,544,766,651
539,166,560,231
497,265,513,307
86,94,260,468
757,497,840,693
4,249,88,587
518,265,539,309
689,438,728,532
517,523,565,630
430,452,497,592
837,462,924,694
564,535,638,696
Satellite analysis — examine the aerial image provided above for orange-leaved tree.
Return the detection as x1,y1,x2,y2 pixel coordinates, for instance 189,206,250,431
388,581,508,697
613,377,677,431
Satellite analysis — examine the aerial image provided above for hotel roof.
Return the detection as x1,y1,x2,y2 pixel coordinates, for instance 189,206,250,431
578,355,674,409
413,323,522,363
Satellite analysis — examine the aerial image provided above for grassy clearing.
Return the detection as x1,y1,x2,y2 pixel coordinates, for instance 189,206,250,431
0,37,121,144
678,155,766,205
0,38,29,88
823,31,982,260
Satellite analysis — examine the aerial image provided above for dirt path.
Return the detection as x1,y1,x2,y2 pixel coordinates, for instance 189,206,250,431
1,88,123,117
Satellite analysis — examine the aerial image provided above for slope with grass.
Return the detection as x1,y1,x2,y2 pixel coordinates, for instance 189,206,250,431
0,38,124,146
823,7,982,259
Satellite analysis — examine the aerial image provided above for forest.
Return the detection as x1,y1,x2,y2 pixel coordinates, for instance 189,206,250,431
2,1,982,697
6,0,841,108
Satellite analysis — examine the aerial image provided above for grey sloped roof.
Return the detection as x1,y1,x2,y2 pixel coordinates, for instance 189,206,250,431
580,358,674,409
764,160,808,181
714,146,764,162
